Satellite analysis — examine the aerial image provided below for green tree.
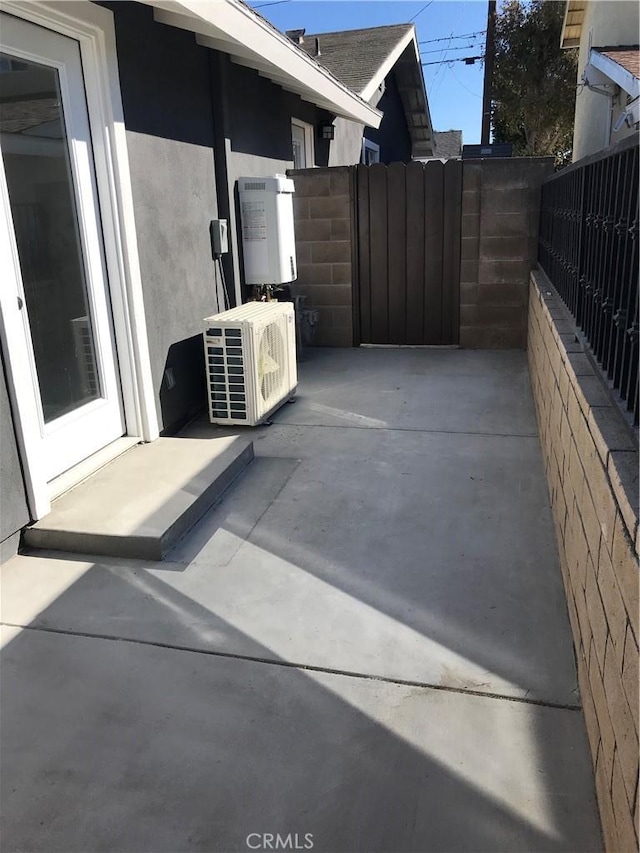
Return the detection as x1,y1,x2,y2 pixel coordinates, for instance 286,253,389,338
492,0,578,164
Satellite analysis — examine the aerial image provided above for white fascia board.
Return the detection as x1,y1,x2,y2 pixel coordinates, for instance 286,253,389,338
359,25,416,101
143,0,382,127
589,48,640,99
408,36,435,148
359,29,435,155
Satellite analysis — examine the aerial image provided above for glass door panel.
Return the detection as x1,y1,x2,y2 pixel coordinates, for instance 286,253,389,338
1,53,100,422
0,12,125,485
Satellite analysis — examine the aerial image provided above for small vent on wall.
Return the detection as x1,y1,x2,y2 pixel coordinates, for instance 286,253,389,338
243,182,266,191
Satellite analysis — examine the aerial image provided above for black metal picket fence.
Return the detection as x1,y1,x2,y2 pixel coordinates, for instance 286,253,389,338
538,136,639,425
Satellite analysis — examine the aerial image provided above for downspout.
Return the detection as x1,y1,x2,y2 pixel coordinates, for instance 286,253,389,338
209,50,241,308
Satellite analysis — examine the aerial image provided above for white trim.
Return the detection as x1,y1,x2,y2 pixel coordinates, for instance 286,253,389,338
49,436,139,500
361,138,380,165
625,95,640,125
0,149,50,518
358,28,435,159
291,117,315,168
588,48,640,99
144,0,382,127
360,26,416,101
0,1,159,518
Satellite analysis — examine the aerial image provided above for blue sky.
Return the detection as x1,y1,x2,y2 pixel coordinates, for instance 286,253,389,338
246,1,489,144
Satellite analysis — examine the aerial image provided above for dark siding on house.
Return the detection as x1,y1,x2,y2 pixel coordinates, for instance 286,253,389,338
0,351,30,559
101,1,221,435
0,1,343,556
215,54,332,298
223,56,332,165
364,71,412,164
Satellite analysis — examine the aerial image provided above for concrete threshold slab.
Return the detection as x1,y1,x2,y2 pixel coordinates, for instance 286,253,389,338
23,436,254,561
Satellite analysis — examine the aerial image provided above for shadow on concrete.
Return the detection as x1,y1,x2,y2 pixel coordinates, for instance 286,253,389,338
1,348,602,850
1,562,601,853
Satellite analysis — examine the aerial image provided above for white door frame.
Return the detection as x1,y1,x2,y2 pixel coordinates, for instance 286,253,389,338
291,117,315,168
0,1,159,519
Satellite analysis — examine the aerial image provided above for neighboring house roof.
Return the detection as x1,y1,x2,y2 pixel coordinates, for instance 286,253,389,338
596,47,640,80
585,46,640,96
561,0,586,49
297,24,413,97
586,46,640,125
295,24,435,158
137,0,382,127
433,130,463,159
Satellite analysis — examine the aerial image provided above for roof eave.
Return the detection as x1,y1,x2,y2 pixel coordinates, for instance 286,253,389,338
561,0,586,49
588,48,640,98
359,25,416,100
141,0,382,127
358,27,434,158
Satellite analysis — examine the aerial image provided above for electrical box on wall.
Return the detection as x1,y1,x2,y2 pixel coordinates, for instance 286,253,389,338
210,219,228,257
238,175,297,285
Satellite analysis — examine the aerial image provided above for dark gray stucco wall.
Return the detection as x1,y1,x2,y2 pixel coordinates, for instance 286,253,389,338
364,71,412,164
102,1,222,434
0,350,30,559
222,56,332,166
214,54,333,301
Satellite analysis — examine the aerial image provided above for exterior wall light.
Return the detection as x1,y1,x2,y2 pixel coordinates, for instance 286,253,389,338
319,122,335,140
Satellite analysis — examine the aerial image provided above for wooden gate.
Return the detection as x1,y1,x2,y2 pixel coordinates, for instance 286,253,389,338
353,160,462,345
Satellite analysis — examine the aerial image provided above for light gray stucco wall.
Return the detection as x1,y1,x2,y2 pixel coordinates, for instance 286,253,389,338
329,118,365,167
572,0,639,161
0,351,30,560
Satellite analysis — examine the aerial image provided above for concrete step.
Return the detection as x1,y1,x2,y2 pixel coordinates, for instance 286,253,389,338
24,436,254,560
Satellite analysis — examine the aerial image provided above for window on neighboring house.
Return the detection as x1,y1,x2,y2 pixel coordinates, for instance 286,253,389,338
291,119,314,169
362,138,380,165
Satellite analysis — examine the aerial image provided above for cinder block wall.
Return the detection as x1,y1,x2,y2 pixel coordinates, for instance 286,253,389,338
288,167,354,347
528,270,639,852
460,158,553,348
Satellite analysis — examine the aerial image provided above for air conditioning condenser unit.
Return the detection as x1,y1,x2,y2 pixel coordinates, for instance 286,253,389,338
203,302,297,426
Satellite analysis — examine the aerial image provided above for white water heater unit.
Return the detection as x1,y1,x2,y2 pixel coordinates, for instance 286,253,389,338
238,175,296,284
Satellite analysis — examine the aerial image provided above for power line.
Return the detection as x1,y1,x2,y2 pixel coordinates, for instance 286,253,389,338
449,67,482,98
422,55,484,67
428,33,453,99
253,0,291,8
410,1,434,22
421,42,483,54
418,30,486,45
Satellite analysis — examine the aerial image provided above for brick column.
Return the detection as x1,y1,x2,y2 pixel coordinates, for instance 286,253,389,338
460,157,553,348
288,167,354,347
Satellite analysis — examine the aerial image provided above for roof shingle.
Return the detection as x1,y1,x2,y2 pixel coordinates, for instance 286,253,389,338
598,47,640,79
434,130,462,159
297,24,413,95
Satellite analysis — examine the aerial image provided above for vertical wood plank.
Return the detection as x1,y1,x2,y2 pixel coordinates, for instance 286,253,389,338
405,161,425,344
356,165,371,344
387,162,407,344
369,163,389,343
349,167,361,346
442,159,463,344
424,161,444,344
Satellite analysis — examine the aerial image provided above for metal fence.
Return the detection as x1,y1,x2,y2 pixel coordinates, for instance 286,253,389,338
538,136,639,425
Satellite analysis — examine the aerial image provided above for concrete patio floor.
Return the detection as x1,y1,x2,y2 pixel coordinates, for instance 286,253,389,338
1,348,602,852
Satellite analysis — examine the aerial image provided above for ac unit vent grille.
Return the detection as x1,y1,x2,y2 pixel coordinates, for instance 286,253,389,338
203,303,297,426
243,182,266,191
